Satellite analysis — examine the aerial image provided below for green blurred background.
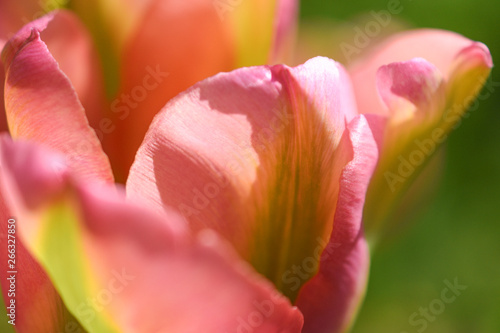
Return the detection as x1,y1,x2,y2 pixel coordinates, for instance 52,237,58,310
300,0,500,332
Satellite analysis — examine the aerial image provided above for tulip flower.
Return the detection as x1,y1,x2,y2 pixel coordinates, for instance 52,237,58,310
294,22,493,243
0,11,380,331
0,3,493,333
347,30,493,242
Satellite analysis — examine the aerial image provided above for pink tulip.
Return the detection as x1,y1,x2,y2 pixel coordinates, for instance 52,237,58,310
348,30,493,241
0,4,492,333
294,23,492,242
1,10,380,332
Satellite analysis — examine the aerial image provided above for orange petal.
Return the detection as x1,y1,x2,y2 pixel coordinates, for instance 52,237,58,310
111,0,234,180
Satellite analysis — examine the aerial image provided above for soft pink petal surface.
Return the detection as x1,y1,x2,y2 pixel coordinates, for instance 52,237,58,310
127,57,358,261
0,137,304,332
2,12,113,183
376,58,443,113
128,57,378,328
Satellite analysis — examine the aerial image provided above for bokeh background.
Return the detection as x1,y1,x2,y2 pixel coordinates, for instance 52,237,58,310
299,0,500,332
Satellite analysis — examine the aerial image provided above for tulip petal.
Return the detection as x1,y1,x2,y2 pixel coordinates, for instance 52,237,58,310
349,29,492,241
0,184,80,333
441,41,493,133
352,30,492,238
363,59,447,234
294,115,380,333
2,12,113,183
127,56,374,308
349,29,477,117
376,58,444,118
0,137,304,333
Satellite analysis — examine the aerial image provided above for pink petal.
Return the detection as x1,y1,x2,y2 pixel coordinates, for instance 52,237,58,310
349,29,478,116
295,115,380,333
285,56,358,144
448,41,493,74
376,58,445,124
0,134,68,211
377,58,442,110
80,187,304,332
0,137,304,332
2,12,113,183
127,57,378,329
442,41,493,133
127,57,358,259
354,31,492,239
127,64,286,252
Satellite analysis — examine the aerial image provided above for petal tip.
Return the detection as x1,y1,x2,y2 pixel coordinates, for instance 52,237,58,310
1,11,56,66
0,137,69,210
376,57,443,111
458,41,493,69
